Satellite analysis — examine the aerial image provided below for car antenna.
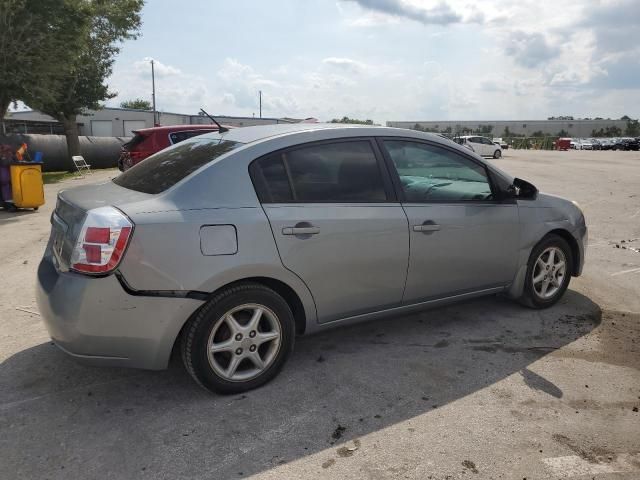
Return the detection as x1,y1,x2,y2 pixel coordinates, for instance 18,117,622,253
199,108,229,133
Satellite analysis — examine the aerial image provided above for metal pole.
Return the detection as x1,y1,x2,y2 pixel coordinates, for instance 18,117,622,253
151,59,157,126
259,90,262,119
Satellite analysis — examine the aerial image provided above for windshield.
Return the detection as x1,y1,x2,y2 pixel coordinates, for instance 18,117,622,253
113,138,243,194
122,132,147,150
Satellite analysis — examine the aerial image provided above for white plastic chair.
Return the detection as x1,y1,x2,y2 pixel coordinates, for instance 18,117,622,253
72,155,91,177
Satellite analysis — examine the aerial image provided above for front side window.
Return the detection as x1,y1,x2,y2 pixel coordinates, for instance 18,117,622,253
251,141,387,203
383,140,493,202
114,138,242,194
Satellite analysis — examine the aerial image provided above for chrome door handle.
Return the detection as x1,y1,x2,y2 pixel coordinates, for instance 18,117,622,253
413,223,440,232
282,226,320,235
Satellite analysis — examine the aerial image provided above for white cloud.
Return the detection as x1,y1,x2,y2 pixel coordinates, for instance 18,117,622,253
322,57,367,73
133,57,182,78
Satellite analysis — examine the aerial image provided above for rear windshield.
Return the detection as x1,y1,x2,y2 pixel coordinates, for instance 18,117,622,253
113,139,243,194
123,132,147,150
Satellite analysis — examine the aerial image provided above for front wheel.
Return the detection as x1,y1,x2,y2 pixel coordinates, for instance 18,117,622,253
493,149,502,159
181,283,295,394
519,234,573,309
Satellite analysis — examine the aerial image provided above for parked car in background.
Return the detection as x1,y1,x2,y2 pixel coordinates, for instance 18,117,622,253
118,124,229,171
37,123,587,394
492,137,509,149
570,139,581,149
589,138,602,150
613,137,640,151
556,138,572,151
579,139,593,150
598,139,614,150
457,136,502,158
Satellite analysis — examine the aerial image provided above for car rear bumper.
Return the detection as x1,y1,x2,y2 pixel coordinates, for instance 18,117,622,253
35,249,204,370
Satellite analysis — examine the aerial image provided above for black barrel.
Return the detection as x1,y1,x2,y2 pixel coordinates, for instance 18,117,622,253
0,134,130,172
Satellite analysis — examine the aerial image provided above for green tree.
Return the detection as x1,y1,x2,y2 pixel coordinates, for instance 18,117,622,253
620,115,631,121
330,116,374,125
26,0,143,157
531,130,545,138
606,126,622,137
0,0,85,122
478,124,493,134
557,129,569,137
624,118,640,136
120,98,152,110
502,127,511,138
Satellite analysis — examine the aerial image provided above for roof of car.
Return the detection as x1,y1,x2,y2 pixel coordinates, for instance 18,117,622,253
197,122,450,145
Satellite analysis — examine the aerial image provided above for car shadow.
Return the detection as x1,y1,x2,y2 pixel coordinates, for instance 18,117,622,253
0,208,38,222
0,290,600,479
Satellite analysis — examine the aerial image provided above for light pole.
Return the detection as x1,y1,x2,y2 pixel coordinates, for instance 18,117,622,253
151,59,157,126
259,90,262,119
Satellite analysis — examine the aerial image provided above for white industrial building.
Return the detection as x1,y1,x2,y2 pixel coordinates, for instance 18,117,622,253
387,119,629,137
5,107,308,137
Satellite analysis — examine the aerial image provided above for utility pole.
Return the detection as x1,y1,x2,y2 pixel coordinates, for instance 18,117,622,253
259,90,262,119
151,59,157,126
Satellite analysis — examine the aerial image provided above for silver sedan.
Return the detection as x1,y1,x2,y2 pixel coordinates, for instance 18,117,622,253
36,124,587,393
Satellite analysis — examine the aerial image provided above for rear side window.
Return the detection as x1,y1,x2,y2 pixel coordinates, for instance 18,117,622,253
250,154,293,202
114,139,242,194
251,141,387,203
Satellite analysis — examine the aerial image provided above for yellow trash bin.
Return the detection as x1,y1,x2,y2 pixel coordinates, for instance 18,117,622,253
10,163,45,210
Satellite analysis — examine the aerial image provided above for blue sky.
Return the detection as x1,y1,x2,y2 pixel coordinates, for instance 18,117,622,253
106,0,640,123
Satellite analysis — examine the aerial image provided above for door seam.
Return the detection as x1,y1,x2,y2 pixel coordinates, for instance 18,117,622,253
258,203,319,322
399,203,412,304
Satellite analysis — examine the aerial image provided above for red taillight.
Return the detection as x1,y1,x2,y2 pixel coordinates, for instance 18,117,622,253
71,207,134,275
83,244,102,263
85,227,110,243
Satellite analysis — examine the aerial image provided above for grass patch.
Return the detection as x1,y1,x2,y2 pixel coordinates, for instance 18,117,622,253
42,171,80,184
42,168,120,184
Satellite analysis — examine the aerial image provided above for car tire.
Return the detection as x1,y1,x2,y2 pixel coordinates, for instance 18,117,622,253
493,150,502,159
519,234,573,309
181,283,295,394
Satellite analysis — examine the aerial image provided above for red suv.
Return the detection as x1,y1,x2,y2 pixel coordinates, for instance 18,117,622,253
118,124,229,171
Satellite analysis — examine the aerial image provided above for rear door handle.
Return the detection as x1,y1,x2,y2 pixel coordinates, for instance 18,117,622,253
282,226,320,235
413,223,441,233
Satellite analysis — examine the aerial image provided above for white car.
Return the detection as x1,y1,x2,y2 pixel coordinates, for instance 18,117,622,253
458,136,502,158
492,137,509,149
579,139,593,150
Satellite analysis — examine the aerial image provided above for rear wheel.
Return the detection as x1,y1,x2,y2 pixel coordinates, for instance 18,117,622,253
519,234,573,309
493,149,502,159
181,283,295,394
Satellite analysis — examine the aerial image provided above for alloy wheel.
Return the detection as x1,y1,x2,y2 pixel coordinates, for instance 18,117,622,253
207,303,282,382
532,246,567,300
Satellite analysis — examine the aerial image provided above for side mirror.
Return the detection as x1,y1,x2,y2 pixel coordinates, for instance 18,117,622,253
509,177,538,200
